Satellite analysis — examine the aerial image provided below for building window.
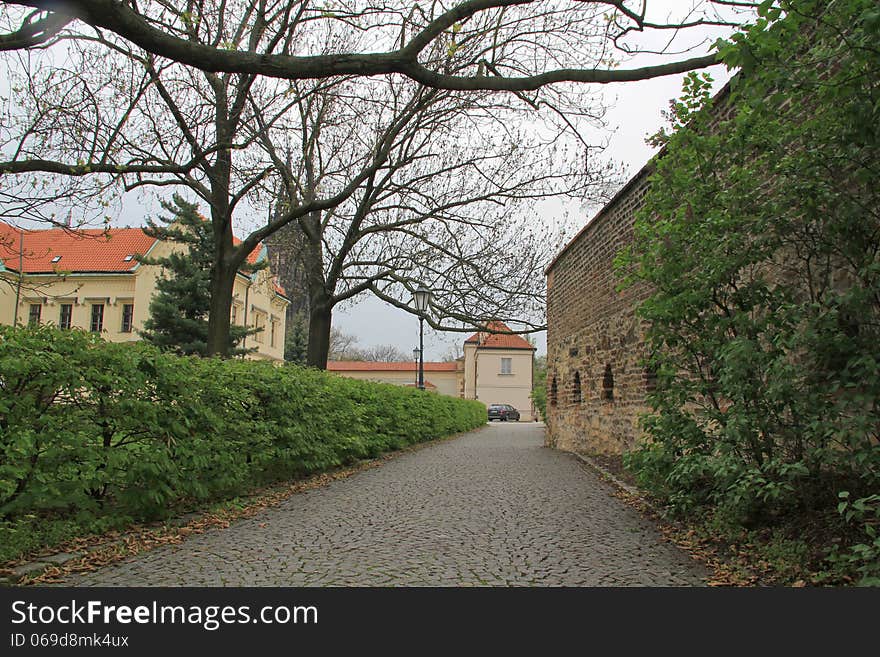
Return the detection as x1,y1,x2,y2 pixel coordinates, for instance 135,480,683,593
59,304,73,329
500,357,512,374
28,303,42,326
270,318,277,348
253,313,265,343
90,304,104,332
572,371,582,404
231,304,238,325
550,376,558,406
121,303,134,333
602,363,614,401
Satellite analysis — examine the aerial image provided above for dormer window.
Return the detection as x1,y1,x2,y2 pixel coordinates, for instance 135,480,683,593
51,255,62,263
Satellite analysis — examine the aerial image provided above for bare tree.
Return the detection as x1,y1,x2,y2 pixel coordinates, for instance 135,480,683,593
256,15,617,367
326,332,411,362
359,344,410,362
1,6,455,356
327,327,360,361
441,342,464,362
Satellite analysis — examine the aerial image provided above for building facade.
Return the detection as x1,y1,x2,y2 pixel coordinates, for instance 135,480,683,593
461,321,536,420
328,321,537,420
0,222,289,361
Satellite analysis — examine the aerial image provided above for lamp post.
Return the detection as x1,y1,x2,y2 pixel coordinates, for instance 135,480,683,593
412,347,420,387
412,285,432,390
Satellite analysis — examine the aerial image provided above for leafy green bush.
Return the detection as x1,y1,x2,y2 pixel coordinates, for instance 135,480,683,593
617,1,880,583
0,325,485,558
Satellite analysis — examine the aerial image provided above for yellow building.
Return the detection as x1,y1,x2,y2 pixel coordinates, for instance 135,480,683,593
0,222,289,360
328,321,537,420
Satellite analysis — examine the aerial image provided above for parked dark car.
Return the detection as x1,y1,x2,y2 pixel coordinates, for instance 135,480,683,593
487,403,520,422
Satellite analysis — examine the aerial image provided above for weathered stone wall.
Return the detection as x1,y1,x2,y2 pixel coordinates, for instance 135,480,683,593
545,166,655,455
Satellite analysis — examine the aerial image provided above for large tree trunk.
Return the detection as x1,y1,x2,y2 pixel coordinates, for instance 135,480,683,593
205,79,236,358
205,185,236,357
307,300,332,369
301,209,334,369
206,255,236,357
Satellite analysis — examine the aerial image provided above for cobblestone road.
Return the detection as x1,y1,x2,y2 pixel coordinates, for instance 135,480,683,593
63,423,707,586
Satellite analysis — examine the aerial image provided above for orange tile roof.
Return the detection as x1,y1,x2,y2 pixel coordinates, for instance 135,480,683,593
464,320,535,350
0,222,274,287
327,361,458,372
0,223,157,273
233,235,262,266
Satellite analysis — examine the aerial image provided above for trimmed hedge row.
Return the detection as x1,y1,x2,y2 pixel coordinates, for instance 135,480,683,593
0,325,486,521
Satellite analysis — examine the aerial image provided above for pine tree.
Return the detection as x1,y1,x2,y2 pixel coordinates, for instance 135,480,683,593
140,195,257,356
283,312,308,363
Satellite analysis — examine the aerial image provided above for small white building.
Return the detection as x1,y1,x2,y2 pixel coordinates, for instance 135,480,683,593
328,321,537,420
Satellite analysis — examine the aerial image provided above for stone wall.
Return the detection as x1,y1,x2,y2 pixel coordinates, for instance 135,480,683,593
545,165,655,455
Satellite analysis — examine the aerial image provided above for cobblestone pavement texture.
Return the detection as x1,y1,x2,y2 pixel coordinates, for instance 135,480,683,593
62,423,708,586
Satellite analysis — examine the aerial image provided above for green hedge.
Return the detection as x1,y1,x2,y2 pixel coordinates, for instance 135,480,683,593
0,325,485,524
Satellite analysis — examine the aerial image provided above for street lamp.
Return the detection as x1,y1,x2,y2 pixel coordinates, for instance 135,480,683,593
412,347,420,387
412,285,432,390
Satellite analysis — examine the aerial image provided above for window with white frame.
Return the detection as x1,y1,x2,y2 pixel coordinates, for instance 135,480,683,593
90,304,104,332
500,357,512,375
59,304,72,330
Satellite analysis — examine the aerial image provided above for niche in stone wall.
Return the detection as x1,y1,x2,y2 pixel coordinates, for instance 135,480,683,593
602,363,614,401
550,376,558,406
572,371,582,404
644,365,658,393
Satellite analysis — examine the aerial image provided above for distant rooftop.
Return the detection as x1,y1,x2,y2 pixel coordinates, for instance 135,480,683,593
464,320,535,350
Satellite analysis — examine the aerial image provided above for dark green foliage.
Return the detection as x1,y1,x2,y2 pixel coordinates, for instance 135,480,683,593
531,355,547,421
617,1,880,583
140,195,255,356
284,312,308,363
0,325,485,561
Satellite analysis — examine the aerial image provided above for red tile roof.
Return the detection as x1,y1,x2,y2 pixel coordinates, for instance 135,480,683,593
0,223,157,273
464,320,535,350
232,235,262,266
327,361,458,372
0,222,275,291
